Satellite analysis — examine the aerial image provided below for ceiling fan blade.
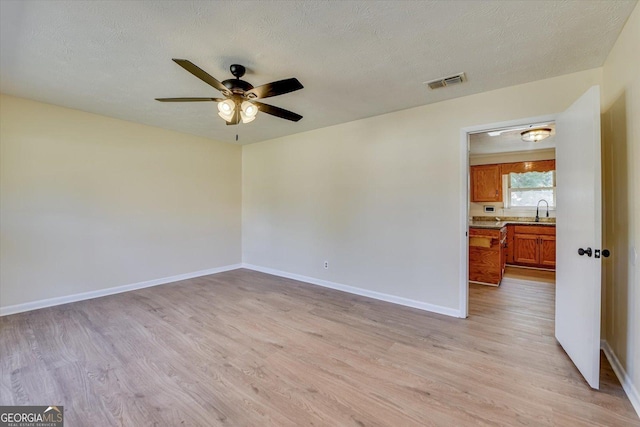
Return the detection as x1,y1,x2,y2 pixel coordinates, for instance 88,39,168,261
172,59,229,94
226,108,240,125
155,97,224,102
246,78,303,99
253,101,302,122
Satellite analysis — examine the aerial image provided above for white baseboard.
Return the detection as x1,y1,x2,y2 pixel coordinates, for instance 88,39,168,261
242,263,461,318
601,339,640,417
0,264,243,316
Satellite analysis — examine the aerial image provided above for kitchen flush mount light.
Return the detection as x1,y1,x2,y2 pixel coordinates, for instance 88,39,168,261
521,128,552,143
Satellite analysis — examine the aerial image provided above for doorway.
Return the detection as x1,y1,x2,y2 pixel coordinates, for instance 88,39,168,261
468,120,557,289
458,85,605,390
465,120,558,340
458,114,557,317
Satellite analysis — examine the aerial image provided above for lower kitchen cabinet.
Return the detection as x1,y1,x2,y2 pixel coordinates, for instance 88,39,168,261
513,225,556,269
469,226,506,286
539,235,556,267
513,233,539,264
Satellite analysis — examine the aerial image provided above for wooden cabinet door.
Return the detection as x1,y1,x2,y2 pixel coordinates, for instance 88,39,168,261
501,240,507,276
514,234,539,265
506,225,515,264
539,235,556,267
471,165,501,202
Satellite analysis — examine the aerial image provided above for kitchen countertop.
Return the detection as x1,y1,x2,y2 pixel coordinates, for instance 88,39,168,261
469,220,556,230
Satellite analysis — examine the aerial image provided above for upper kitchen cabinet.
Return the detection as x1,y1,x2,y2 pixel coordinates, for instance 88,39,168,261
470,164,502,202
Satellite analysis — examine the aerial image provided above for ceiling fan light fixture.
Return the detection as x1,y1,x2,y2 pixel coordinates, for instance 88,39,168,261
521,128,552,143
217,99,236,122
218,99,235,113
241,112,256,124
240,101,258,117
240,101,258,124
218,111,233,122
241,101,258,117
157,60,304,127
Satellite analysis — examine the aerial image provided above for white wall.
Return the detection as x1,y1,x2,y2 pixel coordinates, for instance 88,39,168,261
0,95,242,309
601,1,640,410
243,68,602,314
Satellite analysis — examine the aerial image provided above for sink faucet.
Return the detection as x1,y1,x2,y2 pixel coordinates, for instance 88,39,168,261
536,199,549,222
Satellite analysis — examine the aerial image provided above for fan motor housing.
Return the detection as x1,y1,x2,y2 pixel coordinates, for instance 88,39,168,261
222,79,253,94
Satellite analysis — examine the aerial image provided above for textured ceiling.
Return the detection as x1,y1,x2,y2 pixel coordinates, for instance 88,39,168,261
0,1,636,145
470,123,556,155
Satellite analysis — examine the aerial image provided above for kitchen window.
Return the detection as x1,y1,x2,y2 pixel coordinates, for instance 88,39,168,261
503,170,555,208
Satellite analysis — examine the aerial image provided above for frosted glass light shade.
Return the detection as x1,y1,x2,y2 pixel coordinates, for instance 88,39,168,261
241,101,258,123
241,112,256,124
521,128,552,142
217,99,236,122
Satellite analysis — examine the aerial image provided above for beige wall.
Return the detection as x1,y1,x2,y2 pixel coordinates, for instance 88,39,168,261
602,2,640,405
0,95,242,308
242,67,602,312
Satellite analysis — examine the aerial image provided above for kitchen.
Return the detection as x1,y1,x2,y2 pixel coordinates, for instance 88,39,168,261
468,123,556,287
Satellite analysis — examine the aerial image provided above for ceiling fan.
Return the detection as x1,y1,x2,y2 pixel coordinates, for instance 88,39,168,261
156,59,303,125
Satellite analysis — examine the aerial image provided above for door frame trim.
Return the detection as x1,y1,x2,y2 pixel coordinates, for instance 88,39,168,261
458,113,557,318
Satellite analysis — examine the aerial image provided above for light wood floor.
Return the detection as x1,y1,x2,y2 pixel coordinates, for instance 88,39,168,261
1,269,638,426
504,265,556,284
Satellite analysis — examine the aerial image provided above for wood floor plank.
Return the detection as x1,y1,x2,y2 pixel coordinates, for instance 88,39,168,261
0,268,638,426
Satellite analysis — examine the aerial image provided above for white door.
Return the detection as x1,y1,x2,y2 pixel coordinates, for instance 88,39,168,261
555,86,602,389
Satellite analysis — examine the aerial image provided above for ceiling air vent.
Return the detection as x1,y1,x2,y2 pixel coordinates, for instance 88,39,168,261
425,72,466,90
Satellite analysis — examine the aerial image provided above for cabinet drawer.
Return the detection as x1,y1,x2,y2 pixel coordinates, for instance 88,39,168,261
469,228,501,238
514,225,556,236
469,227,505,251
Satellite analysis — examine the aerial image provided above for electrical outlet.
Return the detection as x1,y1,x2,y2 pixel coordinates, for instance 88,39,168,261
324,261,329,269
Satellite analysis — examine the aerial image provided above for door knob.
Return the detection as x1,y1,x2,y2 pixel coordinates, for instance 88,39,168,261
578,247,592,257
602,249,610,257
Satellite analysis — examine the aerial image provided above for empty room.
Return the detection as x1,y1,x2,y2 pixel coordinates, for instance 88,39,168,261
1,1,639,426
